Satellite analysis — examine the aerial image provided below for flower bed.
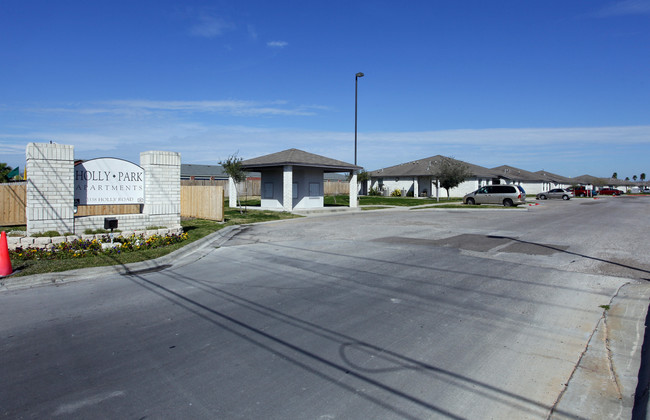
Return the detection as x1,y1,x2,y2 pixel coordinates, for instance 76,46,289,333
9,232,189,261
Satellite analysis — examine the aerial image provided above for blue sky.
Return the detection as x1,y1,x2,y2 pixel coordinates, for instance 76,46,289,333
1,0,649,178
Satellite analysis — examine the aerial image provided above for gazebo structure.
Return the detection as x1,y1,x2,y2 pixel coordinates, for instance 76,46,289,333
231,148,362,212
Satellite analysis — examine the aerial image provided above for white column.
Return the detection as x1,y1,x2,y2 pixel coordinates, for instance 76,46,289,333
283,165,293,211
413,177,419,198
25,143,75,235
141,151,181,228
349,171,358,208
228,176,238,208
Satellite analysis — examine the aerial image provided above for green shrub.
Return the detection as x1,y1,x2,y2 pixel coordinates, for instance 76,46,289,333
84,228,121,234
32,231,61,238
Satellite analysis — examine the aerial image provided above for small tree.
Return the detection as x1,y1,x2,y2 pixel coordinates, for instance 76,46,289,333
641,173,646,182
357,170,370,185
0,163,13,183
612,172,618,179
434,157,473,199
220,153,246,214
352,170,370,196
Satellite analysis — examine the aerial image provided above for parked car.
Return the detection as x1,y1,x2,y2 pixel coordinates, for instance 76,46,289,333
536,188,573,200
598,188,622,196
463,185,526,207
567,186,596,197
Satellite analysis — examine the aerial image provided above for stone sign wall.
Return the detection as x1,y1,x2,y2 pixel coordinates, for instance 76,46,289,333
25,143,181,235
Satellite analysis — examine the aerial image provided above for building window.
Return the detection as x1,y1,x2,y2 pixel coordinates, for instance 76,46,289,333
309,182,320,197
292,182,298,199
263,182,274,199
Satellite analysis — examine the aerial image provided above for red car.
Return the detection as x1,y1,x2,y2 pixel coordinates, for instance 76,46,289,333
568,187,596,197
598,188,622,195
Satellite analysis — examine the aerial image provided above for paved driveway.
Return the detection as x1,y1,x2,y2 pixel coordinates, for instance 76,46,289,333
2,197,649,419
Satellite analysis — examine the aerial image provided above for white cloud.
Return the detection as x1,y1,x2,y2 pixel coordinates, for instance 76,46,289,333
189,14,235,38
267,41,288,48
247,24,258,40
365,126,650,147
592,0,650,17
3,99,649,178
30,100,318,117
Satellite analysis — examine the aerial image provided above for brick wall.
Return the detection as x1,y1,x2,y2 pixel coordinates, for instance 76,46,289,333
26,143,75,234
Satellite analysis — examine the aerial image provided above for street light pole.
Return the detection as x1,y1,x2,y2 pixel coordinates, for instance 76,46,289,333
355,72,364,166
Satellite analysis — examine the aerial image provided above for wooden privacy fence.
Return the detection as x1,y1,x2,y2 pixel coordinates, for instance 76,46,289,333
181,179,261,197
0,183,226,225
0,182,26,226
182,178,352,196
181,185,225,221
324,181,350,196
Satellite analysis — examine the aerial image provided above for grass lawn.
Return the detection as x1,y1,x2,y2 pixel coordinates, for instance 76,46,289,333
324,195,461,207
3,204,299,277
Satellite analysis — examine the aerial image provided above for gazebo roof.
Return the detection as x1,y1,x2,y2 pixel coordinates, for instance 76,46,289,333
241,148,361,172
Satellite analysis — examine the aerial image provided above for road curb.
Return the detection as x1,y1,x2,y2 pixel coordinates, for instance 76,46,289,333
0,225,243,292
551,281,650,418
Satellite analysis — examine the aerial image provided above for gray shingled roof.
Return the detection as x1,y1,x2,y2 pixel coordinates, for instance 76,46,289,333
181,164,260,179
491,165,546,182
181,164,228,179
573,174,606,185
534,170,575,185
369,155,496,178
241,148,361,172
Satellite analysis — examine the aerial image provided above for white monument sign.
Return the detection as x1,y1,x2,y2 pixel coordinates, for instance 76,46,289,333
74,158,145,205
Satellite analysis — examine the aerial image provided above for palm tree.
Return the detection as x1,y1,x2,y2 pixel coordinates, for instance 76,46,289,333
612,172,618,179
641,173,646,182
633,175,638,181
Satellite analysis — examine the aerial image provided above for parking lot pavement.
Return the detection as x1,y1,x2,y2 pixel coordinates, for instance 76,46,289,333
2,197,649,418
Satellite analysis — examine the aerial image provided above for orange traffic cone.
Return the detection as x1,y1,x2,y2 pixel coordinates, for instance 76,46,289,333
0,231,13,276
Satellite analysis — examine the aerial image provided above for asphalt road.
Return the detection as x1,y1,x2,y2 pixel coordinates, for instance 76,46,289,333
2,196,650,419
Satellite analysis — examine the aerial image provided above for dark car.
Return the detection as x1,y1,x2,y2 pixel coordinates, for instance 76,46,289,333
598,188,622,196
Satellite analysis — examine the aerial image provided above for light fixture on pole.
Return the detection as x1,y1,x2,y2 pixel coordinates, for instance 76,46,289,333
355,72,364,166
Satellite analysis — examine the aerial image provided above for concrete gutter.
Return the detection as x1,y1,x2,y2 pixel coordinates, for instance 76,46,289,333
550,281,650,419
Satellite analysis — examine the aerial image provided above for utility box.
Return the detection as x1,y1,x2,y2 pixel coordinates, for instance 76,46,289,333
104,217,118,230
